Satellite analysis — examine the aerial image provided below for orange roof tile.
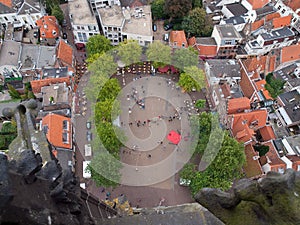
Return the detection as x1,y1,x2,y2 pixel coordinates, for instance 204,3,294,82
285,0,300,11
170,30,187,48
243,144,263,178
281,43,300,64
198,44,217,57
42,113,72,149
251,19,264,31
272,15,292,29
31,77,71,94
240,70,256,99
259,126,276,142
188,37,196,46
268,55,276,72
286,155,300,171
247,0,270,9
57,40,73,67
227,97,251,114
263,141,286,168
0,0,12,8
36,16,59,39
220,83,231,98
265,12,281,22
231,109,268,143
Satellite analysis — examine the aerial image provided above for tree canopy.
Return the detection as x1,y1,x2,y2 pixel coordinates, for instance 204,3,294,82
151,0,167,20
164,0,192,19
182,7,213,37
86,35,113,58
172,47,198,70
178,66,205,92
117,40,142,66
146,41,171,67
265,73,285,98
51,5,64,25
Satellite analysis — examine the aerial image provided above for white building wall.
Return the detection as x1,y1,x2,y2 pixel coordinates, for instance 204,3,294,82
221,6,234,19
0,13,17,26
124,32,152,46
211,26,221,46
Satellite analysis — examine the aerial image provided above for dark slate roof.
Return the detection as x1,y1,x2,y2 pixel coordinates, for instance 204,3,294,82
225,16,246,25
226,3,248,16
42,67,70,78
0,3,15,14
273,63,298,82
100,203,224,225
206,59,241,78
278,90,300,123
278,90,300,106
256,5,276,20
17,0,40,15
196,37,217,45
260,27,294,41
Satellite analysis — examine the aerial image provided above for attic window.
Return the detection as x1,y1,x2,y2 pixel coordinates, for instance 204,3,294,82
43,125,48,134
42,32,45,36
63,120,69,130
52,30,57,35
62,132,69,143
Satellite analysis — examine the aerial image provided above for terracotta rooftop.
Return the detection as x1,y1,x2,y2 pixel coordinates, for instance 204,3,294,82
170,30,187,48
42,113,72,149
57,40,73,67
227,97,250,114
188,37,217,58
265,12,281,22
259,125,276,142
272,15,292,29
263,141,286,167
247,0,270,10
36,16,60,39
281,43,300,64
231,109,268,143
243,144,263,178
31,77,71,94
284,0,300,11
254,79,272,100
251,19,264,31
0,0,11,7
239,70,256,99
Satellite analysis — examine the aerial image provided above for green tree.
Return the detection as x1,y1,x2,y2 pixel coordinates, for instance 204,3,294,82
189,133,245,195
98,78,121,102
195,99,206,109
265,73,285,98
117,40,142,66
86,35,113,58
51,5,64,25
180,163,196,181
146,41,171,68
151,0,167,20
7,84,21,99
254,144,269,157
164,0,192,19
87,152,123,188
178,66,205,92
192,0,202,8
182,7,213,37
172,47,198,70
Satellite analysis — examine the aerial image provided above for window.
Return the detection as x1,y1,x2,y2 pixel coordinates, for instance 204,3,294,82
277,5,281,10
62,132,69,143
82,33,87,42
224,40,232,45
4,16,8,21
63,120,69,130
78,32,83,42
43,125,48,134
278,167,284,174
282,9,286,14
298,165,300,171
77,26,80,30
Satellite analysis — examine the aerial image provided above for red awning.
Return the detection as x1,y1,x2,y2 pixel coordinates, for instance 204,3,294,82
158,65,169,73
167,130,181,145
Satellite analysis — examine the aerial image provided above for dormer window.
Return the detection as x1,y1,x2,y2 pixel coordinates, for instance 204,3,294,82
52,30,57,36
62,132,69,143
42,32,45,37
63,120,69,130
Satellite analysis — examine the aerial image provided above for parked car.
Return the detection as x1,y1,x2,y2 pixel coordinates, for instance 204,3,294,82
164,24,173,31
62,32,67,39
86,131,92,142
86,121,91,129
153,24,157,32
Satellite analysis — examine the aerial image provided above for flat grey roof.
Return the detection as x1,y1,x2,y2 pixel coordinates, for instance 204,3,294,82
69,0,98,25
216,24,242,39
206,59,241,78
225,16,245,25
41,83,69,106
0,40,21,67
38,46,56,68
97,5,124,27
279,90,300,123
196,37,217,45
122,5,153,36
226,3,247,16
260,27,294,41
256,6,276,19
20,44,39,69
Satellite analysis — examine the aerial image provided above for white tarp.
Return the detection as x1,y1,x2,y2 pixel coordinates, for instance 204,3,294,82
83,161,91,178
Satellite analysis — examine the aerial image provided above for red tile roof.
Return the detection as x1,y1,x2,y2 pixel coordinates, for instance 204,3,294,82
230,109,268,143
272,15,292,29
0,0,11,7
36,16,59,39
243,144,263,178
265,12,281,22
198,44,217,57
31,77,71,94
170,30,187,48
259,126,276,142
281,43,300,64
57,40,73,67
251,19,264,31
240,70,256,99
263,141,286,169
286,155,300,171
254,79,272,100
42,113,72,149
247,0,270,9
285,0,300,11
220,83,231,98
227,97,250,114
